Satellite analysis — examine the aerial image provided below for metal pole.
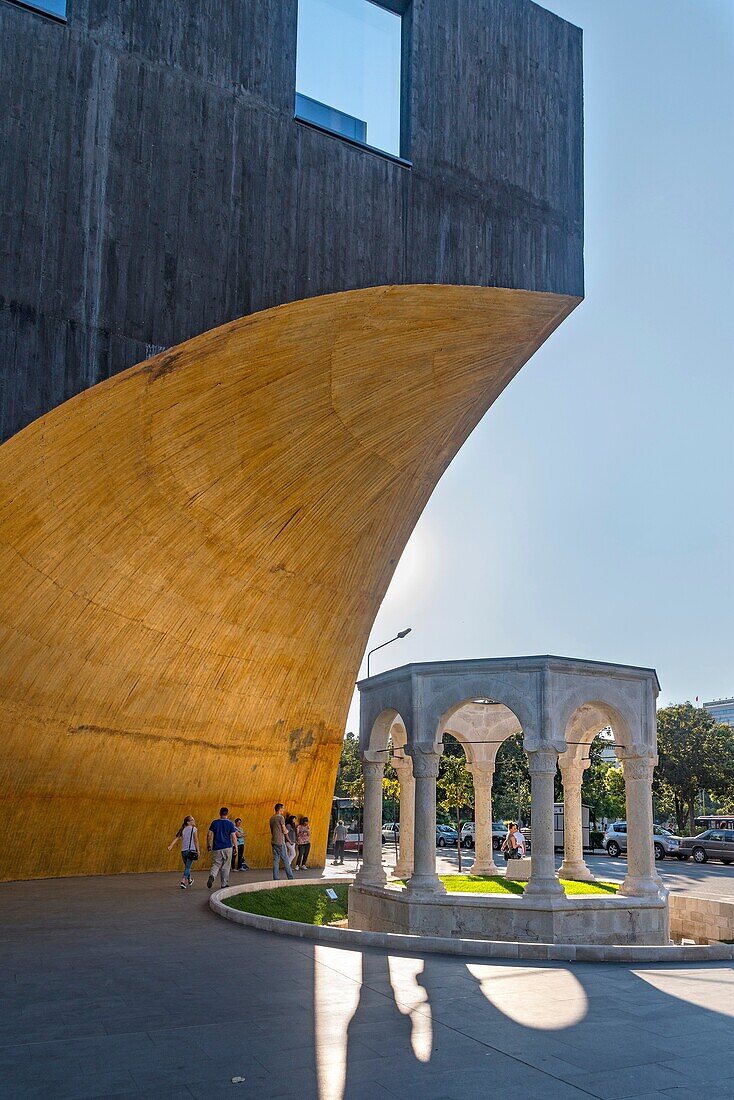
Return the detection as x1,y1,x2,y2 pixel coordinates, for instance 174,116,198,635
366,628,411,677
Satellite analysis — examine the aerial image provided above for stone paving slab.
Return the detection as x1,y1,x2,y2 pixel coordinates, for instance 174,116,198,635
0,871,733,1098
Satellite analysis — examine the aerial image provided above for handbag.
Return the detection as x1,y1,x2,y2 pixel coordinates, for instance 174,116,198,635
182,825,199,862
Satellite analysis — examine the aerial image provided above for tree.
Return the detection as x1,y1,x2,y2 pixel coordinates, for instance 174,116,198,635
655,703,734,833
334,731,363,800
334,731,399,824
437,752,474,872
602,764,627,821
492,733,530,824
579,738,626,825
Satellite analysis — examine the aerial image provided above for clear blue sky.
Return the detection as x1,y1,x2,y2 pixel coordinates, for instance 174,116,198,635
348,0,734,730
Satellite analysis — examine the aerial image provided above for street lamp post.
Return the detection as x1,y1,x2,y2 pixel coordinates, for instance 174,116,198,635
366,628,412,677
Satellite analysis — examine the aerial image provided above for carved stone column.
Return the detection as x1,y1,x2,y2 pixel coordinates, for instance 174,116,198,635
558,757,594,881
619,755,661,897
466,761,499,875
405,743,445,896
524,748,564,896
392,755,414,878
354,759,386,887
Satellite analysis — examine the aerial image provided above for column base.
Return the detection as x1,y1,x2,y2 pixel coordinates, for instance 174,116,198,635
354,867,387,888
469,860,500,876
405,873,446,897
558,859,595,881
619,876,664,898
523,875,564,898
392,861,413,879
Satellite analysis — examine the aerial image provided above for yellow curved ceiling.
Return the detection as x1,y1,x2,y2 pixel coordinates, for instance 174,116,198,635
0,284,578,878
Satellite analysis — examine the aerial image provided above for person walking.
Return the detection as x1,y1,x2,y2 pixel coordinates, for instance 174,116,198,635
515,825,527,857
206,807,238,889
231,818,249,871
168,815,200,889
295,816,311,870
332,819,347,865
269,802,293,880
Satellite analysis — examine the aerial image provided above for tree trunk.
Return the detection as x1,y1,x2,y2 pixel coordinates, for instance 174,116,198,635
674,794,685,834
688,801,696,836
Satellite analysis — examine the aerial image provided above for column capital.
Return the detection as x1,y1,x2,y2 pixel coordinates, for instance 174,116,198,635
390,753,414,781
466,760,495,784
362,760,384,782
405,742,442,779
527,747,558,776
559,756,590,788
621,755,656,783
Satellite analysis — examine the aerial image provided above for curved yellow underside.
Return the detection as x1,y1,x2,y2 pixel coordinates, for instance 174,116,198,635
0,284,578,879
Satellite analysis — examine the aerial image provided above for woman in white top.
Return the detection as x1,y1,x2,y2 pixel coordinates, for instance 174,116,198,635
168,815,200,889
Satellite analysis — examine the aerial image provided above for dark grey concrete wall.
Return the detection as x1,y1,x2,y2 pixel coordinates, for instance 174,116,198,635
0,0,583,441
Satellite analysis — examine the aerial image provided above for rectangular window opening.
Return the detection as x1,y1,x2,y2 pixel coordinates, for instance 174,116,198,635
8,0,67,19
295,0,405,159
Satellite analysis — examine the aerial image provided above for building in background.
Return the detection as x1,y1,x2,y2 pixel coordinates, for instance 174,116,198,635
703,699,734,729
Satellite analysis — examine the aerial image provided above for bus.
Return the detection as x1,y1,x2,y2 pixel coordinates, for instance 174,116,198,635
694,814,734,832
553,802,591,850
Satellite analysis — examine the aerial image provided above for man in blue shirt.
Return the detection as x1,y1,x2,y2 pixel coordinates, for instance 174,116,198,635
207,807,238,889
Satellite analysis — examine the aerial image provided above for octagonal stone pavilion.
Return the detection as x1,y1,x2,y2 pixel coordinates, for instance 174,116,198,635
349,656,669,946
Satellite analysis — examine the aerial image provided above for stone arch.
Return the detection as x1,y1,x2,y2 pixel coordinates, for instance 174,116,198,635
442,700,522,765
424,676,541,748
559,697,636,762
364,708,406,761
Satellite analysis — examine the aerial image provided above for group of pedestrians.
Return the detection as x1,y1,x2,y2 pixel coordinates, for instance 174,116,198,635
168,803,312,890
269,802,312,880
167,806,250,891
170,808,529,889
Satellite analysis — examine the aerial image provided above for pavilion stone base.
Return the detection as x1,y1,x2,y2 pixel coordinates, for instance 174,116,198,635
503,857,532,881
348,884,670,946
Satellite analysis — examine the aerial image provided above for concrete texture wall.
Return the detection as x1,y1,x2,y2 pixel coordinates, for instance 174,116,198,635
0,0,583,441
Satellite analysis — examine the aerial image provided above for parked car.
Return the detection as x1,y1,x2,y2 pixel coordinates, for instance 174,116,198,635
381,822,399,844
677,828,734,865
436,824,459,847
604,821,683,860
343,829,363,853
460,821,508,850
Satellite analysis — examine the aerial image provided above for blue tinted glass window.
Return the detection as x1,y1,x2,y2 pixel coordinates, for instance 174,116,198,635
12,0,66,17
296,0,402,157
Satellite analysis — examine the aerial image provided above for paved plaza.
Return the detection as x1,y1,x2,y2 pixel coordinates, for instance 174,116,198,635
1,869,733,1099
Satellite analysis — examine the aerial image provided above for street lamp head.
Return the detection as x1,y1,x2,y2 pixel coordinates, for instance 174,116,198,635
397,627,412,638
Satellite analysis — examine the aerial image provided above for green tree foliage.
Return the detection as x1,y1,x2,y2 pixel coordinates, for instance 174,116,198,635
437,751,474,872
334,731,400,818
655,703,734,833
334,731,363,801
601,764,627,820
578,738,626,825
492,733,530,824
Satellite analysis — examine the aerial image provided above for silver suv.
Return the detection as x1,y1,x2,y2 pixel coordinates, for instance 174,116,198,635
459,821,507,850
604,821,683,861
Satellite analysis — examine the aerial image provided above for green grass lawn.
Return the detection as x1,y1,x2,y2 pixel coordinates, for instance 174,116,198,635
399,875,619,897
223,876,618,927
224,883,349,924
